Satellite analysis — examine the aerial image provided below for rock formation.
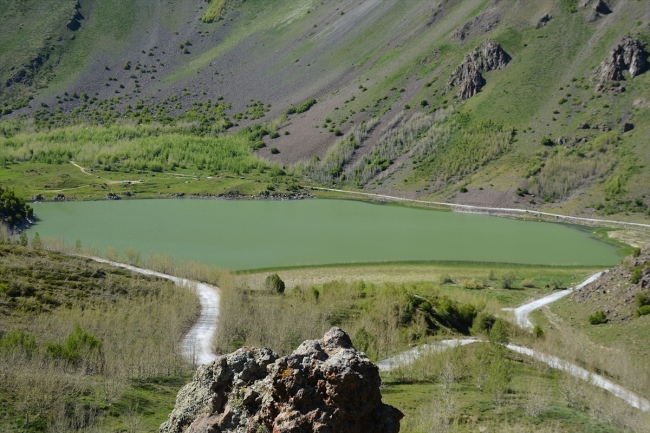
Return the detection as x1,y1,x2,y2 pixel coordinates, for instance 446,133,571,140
535,13,552,29
448,39,511,99
596,37,648,83
160,327,403,433
67,2,84,31
573,247,650,322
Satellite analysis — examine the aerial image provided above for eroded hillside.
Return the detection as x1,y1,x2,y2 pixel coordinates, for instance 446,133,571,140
1,0,649,221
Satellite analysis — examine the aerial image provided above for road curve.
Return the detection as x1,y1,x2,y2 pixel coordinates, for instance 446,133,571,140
377,338,650,412
89,258,648,411
510,272,603,329
308,187,650,229
89,258,219,365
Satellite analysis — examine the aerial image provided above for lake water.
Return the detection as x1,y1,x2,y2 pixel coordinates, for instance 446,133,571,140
29,199,619,270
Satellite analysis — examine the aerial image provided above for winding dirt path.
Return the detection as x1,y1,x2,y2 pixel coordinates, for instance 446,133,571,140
89,258,647,411
509,272,604,329
89,258,219,365
377,272,650,412
309,187,650,229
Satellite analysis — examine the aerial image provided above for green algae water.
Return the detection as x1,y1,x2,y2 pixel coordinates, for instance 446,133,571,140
30,199,619,270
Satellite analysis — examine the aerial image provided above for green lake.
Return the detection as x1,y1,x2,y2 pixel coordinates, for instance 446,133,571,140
29,199,620,270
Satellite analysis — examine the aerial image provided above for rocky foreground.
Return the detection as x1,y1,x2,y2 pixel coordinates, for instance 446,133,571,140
160,327,403,433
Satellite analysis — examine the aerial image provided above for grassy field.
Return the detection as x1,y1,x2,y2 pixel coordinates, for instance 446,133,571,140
0,242,202,432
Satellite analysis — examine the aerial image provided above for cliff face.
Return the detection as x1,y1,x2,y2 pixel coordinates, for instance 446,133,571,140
448,39,511,99
597,36,648,83
160,327,403,433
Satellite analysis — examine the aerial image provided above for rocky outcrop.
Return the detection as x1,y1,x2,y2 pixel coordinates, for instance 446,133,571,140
448,39,511,99
160,328,403,433
596,37,648,84
573,247,650,322
535,13,552,29
67,2,84,31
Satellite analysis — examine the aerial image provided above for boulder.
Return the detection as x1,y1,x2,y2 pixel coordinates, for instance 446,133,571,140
535,13,552,29
596,37,648,83
160,328,403,433
448,40,510,99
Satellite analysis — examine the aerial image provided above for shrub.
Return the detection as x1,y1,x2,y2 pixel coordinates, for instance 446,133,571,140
439,274,453,284
265,273,285,294
635,305,650,317
462,279,485,290
488,319,510,344
588,310,607,325
632,247,641,257
471,311,496,334
631,267,642,284
540,136,554,146
635,292,649,308
459,186,468,193
533,324,544,338
500,271,516,289
270,147,280,155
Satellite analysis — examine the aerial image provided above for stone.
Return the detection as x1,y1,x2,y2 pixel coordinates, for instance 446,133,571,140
596,37,648,84
448,39,511,99
160,328,403,433
622,122,634,132
535,13,552,29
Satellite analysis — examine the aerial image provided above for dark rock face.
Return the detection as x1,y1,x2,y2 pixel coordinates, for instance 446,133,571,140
597,37,648,83
160,328,403,433
535,13,552,29
67,3,84,31
448,39,511,99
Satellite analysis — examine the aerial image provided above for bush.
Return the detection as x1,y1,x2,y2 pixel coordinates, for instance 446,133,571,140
631,267,642,284
500,271,516,289
540,136,554,146
270,147,280,154
588,310,607,325
635,305,650,317
632,247,641,257
533,324,544,338
471,311,496,334
462,279,485,290
635,292,649,308
439,274,453,284
265,273,285,294
459,186,468,193
488,319,510,344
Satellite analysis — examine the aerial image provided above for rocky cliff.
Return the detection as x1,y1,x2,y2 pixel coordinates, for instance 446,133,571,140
160,327,403,433
596,36,648,83
573,247,650,322
448,39,511,99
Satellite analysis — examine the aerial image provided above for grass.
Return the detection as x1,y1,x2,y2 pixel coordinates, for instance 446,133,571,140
0,243,202,432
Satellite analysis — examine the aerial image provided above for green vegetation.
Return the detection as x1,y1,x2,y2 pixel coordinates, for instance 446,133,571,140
264,273,285,294
201,0,228,23
1,123,268,174
286,98,317,115
0,243,203,432
588,310,608,325
0,186,33,225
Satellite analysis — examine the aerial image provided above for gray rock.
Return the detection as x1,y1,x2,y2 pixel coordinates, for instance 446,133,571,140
160,328,403,433
448,40,511,99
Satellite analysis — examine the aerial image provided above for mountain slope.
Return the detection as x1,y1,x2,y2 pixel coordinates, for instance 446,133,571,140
1,0,649,221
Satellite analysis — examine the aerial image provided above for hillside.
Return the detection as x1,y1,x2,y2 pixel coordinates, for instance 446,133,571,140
1,0,650,221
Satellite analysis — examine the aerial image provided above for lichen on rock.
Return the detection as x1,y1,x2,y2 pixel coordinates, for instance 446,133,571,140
448,39,511,100
160,327,403,433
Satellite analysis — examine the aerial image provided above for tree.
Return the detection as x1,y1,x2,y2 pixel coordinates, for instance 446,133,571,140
124,247,141,266
265,273,285,294
75,239,82,253
19,231,28,247
31,232,42,249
